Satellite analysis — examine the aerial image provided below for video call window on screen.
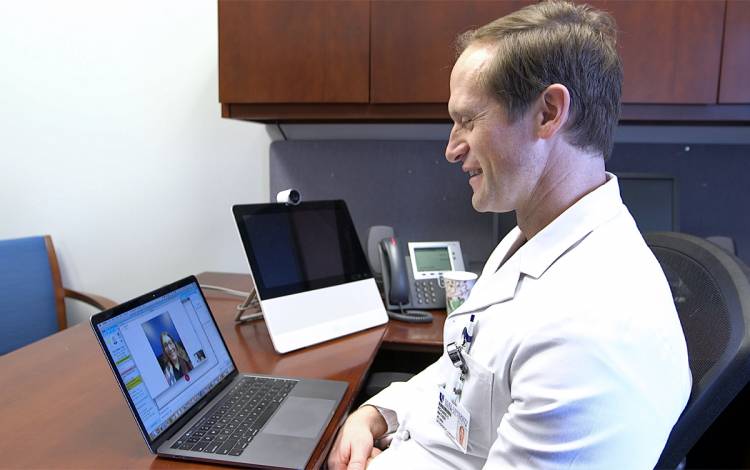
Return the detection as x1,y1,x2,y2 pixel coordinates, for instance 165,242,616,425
99,283,235,441
142,310,204,387
119,298,221,412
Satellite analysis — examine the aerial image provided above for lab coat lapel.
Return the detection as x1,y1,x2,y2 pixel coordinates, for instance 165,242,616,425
448,173,625,318
448,229,525,317
518,173,624,280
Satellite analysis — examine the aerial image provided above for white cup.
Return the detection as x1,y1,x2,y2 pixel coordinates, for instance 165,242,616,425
441,271,478,314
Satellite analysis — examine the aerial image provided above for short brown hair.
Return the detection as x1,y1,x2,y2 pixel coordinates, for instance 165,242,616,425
456,0,622,160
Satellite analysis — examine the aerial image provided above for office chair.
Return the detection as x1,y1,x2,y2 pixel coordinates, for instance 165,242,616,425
705,235,737,256
0,235,116,355
645,232,750,469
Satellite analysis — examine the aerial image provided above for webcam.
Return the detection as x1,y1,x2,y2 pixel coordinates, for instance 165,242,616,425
276,188,301,206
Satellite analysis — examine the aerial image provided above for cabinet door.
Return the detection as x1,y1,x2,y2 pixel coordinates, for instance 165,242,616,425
372,0,725,106
371,0,532,104
219,0,369,104
591,0,725,104
719,0,750,103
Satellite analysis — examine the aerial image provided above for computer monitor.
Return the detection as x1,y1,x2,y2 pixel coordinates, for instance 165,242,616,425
616,173,679,233
232,200,388,353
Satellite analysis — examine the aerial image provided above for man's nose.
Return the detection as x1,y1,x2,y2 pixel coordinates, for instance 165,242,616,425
445,134,468,163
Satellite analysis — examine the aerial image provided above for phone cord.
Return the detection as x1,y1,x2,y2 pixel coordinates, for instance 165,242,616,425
387,303,433,324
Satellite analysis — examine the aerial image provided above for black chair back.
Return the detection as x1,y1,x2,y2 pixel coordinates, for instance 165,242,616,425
646,232,750,469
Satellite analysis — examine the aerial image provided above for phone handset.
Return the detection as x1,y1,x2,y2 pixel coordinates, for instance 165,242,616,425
379,237,409,305
378,237,433,323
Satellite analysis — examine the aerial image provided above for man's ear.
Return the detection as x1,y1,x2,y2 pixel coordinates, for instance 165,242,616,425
536,84,570,139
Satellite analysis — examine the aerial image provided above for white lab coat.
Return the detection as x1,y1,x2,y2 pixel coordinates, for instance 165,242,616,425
366,174,691,469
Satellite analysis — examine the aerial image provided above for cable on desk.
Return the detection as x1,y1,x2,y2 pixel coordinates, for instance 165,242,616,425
199,284,251,298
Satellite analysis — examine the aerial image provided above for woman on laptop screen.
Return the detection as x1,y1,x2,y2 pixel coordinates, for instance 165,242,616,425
160,331,193,385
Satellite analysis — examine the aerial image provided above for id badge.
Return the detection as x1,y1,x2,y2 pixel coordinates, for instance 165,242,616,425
436,386,470,453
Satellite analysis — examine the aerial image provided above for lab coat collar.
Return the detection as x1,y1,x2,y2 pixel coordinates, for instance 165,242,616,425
519,172,623,279
449,173,623,318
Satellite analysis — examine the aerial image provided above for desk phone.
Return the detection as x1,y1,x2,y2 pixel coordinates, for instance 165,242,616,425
378,239,465,311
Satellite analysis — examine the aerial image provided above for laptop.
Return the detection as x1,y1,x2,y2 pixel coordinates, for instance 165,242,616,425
232,200,388,353
91,275,347,469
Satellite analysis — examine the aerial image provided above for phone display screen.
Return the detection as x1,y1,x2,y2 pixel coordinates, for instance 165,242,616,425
413,247,452,272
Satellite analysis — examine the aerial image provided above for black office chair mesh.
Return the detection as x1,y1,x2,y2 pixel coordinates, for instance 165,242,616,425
645,232,750,469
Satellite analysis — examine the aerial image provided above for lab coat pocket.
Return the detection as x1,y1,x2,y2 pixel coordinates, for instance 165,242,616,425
460,352,495,457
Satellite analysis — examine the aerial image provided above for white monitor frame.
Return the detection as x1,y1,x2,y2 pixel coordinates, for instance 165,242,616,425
232,201,388,354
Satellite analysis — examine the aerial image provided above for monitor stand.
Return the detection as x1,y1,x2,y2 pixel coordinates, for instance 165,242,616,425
199,283,264,324
234,289,263,323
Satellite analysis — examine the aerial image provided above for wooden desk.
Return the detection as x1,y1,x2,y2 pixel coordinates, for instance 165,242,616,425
199,272,446,355
0,272,444,469
382,312,445,354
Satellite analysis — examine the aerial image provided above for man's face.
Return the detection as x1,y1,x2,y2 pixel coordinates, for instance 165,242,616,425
445,44,543,213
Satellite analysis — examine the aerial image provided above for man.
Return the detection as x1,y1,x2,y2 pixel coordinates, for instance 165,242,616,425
328,1,691,468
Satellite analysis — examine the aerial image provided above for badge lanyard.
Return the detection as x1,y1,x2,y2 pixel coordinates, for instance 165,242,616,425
445,314,477,400
438,314,478,453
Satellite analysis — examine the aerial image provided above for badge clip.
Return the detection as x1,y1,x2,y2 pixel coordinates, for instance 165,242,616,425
446,341,467,374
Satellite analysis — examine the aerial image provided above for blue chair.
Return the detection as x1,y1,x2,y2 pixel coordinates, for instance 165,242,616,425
0,235,116,355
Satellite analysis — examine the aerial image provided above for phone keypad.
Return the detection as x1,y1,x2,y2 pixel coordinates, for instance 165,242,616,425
414,279,442,306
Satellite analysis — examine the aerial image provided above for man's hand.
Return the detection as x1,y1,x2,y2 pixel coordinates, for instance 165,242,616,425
327,405,388,470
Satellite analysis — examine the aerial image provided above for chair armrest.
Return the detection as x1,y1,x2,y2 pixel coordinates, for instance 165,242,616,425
64,288,118,311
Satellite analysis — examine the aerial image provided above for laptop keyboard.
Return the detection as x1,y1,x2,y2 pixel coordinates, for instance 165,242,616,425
171,376,297,456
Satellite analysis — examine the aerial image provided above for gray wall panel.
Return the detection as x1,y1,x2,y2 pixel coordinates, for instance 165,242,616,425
607,143,750,264
270,140,497,270
270,140,750,268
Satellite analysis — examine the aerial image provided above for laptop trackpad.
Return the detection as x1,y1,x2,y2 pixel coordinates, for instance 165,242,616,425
264,397,336,439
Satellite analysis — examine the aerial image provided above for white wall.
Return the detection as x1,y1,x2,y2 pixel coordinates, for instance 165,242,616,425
0,1,271,325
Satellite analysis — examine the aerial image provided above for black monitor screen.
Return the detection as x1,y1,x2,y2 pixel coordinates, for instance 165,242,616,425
616,173,678,233
233,200,372,300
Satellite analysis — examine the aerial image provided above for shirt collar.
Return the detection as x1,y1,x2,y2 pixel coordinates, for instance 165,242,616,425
517,172,623,279
449,172,624,317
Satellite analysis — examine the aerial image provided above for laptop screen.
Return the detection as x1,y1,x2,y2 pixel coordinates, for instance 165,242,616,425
94,280,235,442
233,200,372,300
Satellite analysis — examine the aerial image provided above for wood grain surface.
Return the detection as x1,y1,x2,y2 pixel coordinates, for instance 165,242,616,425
0,272,393,469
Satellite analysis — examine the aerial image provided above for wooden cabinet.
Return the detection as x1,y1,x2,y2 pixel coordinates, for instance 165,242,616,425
219,0,749,121
719,0,750,103
371,0,725,105
591,0,725,104
218,0,369,104
370,0,532,104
